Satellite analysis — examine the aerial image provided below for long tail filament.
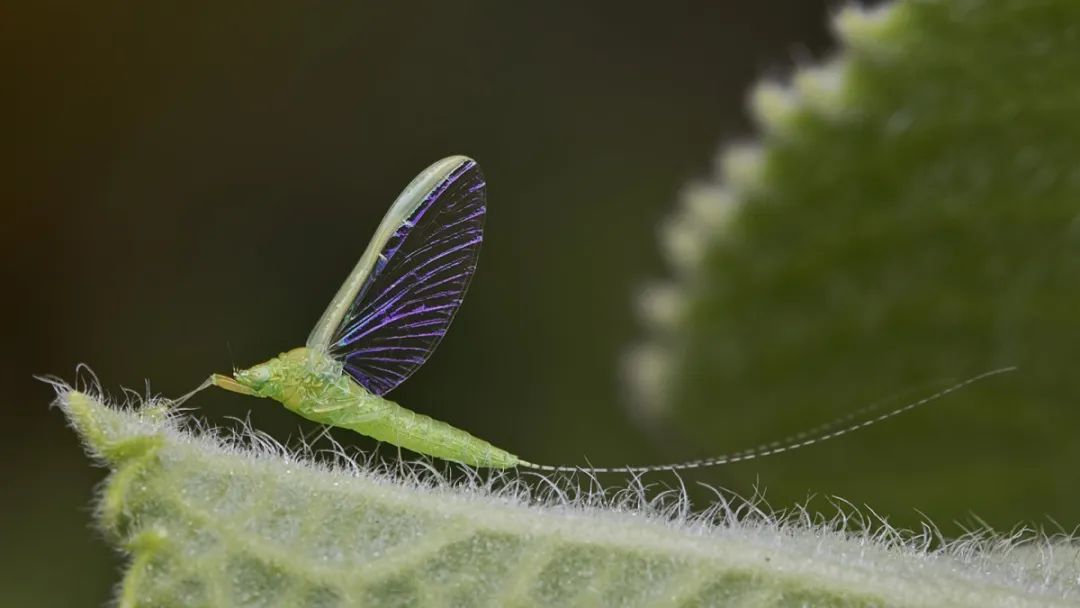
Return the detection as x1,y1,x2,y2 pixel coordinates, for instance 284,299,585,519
521,366,1016,474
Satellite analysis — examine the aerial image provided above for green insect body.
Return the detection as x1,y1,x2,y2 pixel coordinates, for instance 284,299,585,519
180,156,1012,474
219,347,523,468
188,156,534,469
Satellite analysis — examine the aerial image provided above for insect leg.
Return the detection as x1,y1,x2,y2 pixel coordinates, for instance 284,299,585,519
309,400,351,414
209,373,259,396
171,376,213,406
308,399,382,425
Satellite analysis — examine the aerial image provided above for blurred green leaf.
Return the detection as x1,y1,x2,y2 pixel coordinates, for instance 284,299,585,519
630,0,1080,529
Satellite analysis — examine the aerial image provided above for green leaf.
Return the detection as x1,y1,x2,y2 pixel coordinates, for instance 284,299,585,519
629,0,1080,527
54,385,1078,607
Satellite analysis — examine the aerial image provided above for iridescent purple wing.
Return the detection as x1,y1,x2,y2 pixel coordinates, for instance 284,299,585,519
325,158,485,395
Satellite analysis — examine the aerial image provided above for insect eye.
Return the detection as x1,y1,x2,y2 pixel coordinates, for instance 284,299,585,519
236,364,271,389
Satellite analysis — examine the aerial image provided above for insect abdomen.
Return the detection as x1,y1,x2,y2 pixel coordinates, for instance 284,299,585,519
345,397,521,469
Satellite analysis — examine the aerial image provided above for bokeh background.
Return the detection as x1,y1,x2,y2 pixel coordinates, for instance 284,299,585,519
7,1,1073,606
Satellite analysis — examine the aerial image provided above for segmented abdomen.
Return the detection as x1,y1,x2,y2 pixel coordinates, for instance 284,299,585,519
344,398,521,469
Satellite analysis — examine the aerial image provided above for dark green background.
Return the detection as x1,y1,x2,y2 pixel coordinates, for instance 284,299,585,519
9,2,1067,607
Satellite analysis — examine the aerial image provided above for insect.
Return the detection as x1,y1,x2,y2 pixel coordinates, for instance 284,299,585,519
181,155,1015,472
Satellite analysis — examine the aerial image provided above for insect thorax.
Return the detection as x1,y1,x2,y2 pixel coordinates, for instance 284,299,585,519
267,347,355,416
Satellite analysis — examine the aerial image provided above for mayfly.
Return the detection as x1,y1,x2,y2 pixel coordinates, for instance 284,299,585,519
181,155,1015,473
